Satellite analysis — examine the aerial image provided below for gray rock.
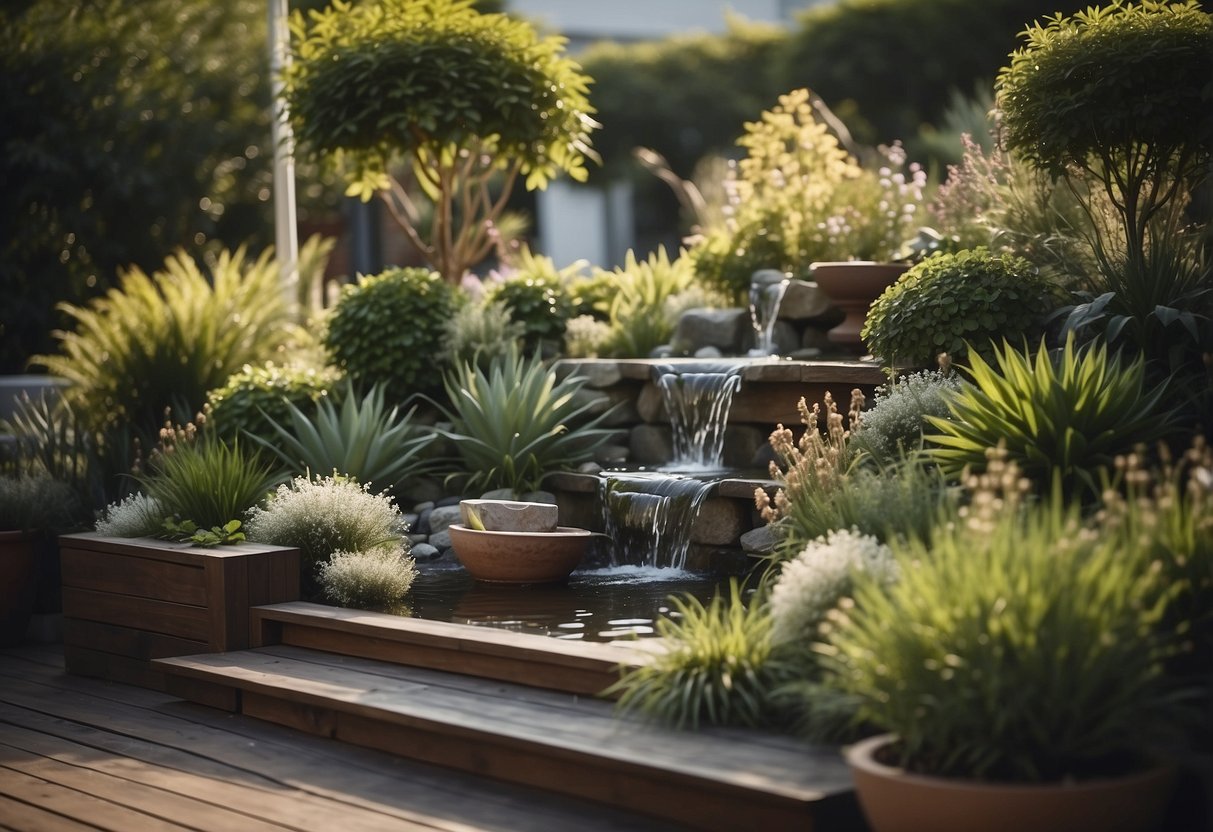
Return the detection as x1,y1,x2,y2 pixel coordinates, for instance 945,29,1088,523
671,308,748,355
459,499,559,532
740,523,782,556
428,530,452,550
427,505,463,537
416,507,433,535
406,533,428,546
577,461,604,475
409,543,441,562
402,512,420,531
479,487,518,501
551,359,622,388
694,345,723,359
412,500,435,515
779,279,834,321
690,497,748,545
594,444,630,465
629,424,673,465
649,344,676,359
519,490,557,505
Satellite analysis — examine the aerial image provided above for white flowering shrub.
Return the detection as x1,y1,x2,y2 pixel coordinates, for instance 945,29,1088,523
95,493,166,538
245,476,407,575
768,528,899,646
317,545,417,609
853,370,962,463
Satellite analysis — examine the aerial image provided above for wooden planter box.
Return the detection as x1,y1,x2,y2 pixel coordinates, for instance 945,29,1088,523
59,533,300,690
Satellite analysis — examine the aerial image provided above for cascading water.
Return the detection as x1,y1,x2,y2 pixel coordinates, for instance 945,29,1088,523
652,362,744,472
599,472,715,571
598,362,746,570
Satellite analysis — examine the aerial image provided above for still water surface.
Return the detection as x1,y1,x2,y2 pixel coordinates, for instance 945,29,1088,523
407,561,725,642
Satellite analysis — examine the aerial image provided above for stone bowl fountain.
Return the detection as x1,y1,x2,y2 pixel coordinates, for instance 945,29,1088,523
449,500,591,584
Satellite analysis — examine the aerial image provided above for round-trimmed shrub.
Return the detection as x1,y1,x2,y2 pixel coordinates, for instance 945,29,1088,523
862,248,1059,369
323,267,460,400
486,273,573,357
206,362,342,441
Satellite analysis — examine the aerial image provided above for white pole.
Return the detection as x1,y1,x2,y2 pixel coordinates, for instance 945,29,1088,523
268,0,299,307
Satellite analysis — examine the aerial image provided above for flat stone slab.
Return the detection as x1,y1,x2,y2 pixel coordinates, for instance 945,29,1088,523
460,499,560,533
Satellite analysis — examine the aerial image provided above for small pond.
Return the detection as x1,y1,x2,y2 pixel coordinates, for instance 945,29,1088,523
407,560,727,642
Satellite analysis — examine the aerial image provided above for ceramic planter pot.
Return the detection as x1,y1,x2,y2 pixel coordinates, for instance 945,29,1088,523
810,261,909,348
447,524,590,584
846,734,1177,832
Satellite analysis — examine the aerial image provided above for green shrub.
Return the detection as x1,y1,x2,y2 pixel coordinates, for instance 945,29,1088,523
607,580,793,730
0,473,84,533
486,249,579,357
440,346,615,496
251,384,437,495
852,370,963,464
441,299,525,371
562,314,613,359
816,465,1189,782
136,431,278,531
206,362,342,441
34,246,297,439
862,248,1059,369
925,335,1174,494
317,545,416,609
246,475,406,592
323,267,459,400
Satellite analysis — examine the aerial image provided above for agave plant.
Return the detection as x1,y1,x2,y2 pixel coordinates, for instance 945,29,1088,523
440,346,615,495
251,383,437,494
925,335,1175,494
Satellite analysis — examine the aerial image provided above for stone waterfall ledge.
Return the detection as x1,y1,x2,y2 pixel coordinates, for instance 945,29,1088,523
546,471,782,573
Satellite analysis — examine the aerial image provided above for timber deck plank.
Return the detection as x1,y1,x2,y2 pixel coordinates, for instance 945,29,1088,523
154,645,861,830
253,602,650,696
0,646,686,831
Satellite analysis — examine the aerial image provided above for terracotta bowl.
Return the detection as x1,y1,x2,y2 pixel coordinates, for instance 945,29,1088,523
447,524,591,584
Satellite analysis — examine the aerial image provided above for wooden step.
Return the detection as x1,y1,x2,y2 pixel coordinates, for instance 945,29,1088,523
250,601,655,697
153,646,863,832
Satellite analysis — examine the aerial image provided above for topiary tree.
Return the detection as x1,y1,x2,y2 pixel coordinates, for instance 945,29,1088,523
322,267,460,401
284,0,598,284
861,248,1060,369
996,1,1213,425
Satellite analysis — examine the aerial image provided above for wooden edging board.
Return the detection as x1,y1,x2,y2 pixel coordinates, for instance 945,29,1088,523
251,602,653,697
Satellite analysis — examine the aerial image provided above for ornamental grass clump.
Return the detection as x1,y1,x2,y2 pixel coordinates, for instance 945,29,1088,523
317,545,416,609
35,246,296,439
767,529,898,648
816,455,1192,783
925,334,1175,495
608,580,793,730
134,420,279,533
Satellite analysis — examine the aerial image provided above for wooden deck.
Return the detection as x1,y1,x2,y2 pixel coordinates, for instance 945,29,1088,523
0,644,693,831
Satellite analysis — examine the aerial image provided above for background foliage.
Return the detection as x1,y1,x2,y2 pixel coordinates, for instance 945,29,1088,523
0,0,277,373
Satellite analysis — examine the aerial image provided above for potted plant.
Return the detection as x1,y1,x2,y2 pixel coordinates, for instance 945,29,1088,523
814,456,1195,832
283,0,598,285
0,473,83,645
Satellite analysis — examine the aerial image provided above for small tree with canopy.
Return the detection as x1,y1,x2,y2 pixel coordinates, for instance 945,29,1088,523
283,0,598,284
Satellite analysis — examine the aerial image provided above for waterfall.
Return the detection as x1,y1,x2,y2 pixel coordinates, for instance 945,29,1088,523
599,472,714,571
652,362,744,472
